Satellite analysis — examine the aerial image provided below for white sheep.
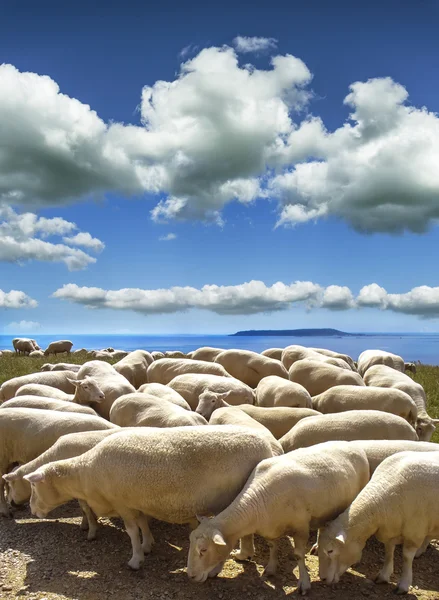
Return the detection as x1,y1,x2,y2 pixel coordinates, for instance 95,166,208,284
312,385,418,425
23,426,276,570
147,358,231,386
260,348,284,360
44,340,74,356
357,349,406,377
15,383,74,401
0,371,78,401
40,363,81,372
29,350,44,358
109,393,207,428
318,451,439,594
281,345,352,371
214,349,288,388
349,439,439,474
113,350,153,388
167,373,254,410
364,364,438,441
288,359,365,397
151,351,165,360
256,375,312,408
280,410,418,452
187,347,225,362
12,338,38,355
308,348,356,370
187,441,369,594
137,383,191,410
0,396,98,416
164,350,187,359
0,408,117,516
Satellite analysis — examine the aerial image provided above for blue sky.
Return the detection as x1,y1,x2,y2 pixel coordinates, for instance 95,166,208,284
1,0,439,334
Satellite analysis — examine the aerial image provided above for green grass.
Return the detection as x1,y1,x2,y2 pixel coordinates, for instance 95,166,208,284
1,355,438,442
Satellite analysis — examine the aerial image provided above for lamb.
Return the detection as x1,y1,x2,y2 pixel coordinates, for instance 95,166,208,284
0,371,78,401
147,358,231,386
261,348,284,360
281,345,353,371
256,375,312,408
0,408,117,516
349,440,439,474
12,338,38,355
15,384,74,401
167,373,254,410
23,426,276,570
0,396,99,416
312,385,418,425
214,349,288,387
113,350,154,388
187,441,369,594
44,340,74,356
318,451,439,594
308,348,356,371
364,364,438,441
288,360,365,396
280,410,418,452
40,363,81,372
109,393,207,428
137,383,190,410
187,347,225,362
4,429,120,539
75,361,135,420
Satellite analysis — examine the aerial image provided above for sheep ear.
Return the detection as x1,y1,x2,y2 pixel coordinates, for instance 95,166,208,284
196,515,208,523
432,419,439,425
3,471,19,482
24,471,45,484
335,532,346,544
212,530,226,546
67,378,80,387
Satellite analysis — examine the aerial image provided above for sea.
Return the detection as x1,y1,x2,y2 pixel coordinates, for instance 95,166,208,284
1,333,438,364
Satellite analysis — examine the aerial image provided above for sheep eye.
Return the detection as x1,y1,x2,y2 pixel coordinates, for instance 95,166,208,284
83,386,88,390
327,549,333,555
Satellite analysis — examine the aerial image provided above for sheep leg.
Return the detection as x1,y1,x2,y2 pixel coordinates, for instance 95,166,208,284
123,518,144,570
293,532,311,595
78,500,98,541
233,535,255,561
263,539,279,576
309,530,320,556
0,475,11,518
137,514,155,554
415,537,431,558
375,539,396,583
396,542,418,594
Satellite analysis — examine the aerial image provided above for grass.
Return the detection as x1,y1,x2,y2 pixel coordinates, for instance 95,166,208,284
1,354,438,442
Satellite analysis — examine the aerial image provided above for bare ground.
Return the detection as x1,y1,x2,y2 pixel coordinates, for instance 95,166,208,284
1,502,439,600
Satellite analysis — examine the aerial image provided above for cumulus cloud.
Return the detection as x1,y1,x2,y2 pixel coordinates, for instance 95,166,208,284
159,233,177,241
4,320,41,332
0,289,37,309
0,205,103,269
320,286,355,310
233,36,278,53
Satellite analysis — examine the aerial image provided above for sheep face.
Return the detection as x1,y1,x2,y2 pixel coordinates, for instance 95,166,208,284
416,416,438,442
70,377,105,405
25,470,68,519
196,390,232,421
4,470,31,506
187,520,231,583
40,364,53,372
318,530,363,584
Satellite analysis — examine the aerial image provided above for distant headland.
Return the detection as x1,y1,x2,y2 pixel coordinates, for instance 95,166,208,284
230,328,365,337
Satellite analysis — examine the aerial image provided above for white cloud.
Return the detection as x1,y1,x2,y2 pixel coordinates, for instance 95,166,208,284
4,320,41,332
320,285,355,310
0,204,103,269
159,233,177,241
233,36,278,53
0,289,37,309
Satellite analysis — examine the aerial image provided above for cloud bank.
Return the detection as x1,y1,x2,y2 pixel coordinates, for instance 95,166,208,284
4,320,41,332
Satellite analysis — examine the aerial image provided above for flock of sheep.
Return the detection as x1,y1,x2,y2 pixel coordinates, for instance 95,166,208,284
0,339,438,595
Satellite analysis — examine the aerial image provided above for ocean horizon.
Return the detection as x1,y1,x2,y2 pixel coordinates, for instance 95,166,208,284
1,332,438,364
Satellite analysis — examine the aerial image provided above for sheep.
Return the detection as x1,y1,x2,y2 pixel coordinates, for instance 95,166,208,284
23,425,277,570
308,348,356,371
0,371,78,401
0,396,99,416
167,373,254,410
358,350,410,377
349,440,439,474
151,351,165,360
44,340,74,356
288,360,365,396
90,350,112,359
282,345,352,371
109,393,207,428
109,350,129,360
29,350,44,358
312,385,418,425
214,350,288,388
256,375,312,408
147,358,231,386
12,338,37,355
318,451,439,594
72,348,88,355
364,364,438,441
4,429,121,539
15,384,74,401
113,350,153,388
137,383,190,410
0,408,117,516
187,347,225,362
14,377,105,407
0,349,14,356
187,441,369,593
40,363,81,372
164,350,187,359
260,348,283,360
280,410,418,452
404,362,417,374
76,361,135,420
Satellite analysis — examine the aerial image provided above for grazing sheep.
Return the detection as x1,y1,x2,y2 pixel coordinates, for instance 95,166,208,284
23,426,277,570
44,340,74,356
364,365,438,441
15,384,74,401
260,348,284,360
256,375,312,408
318,451,439,594
109,393,207,428
309,348,356,371
187,347,225,362
282,345,352,371
312,385,418,425
214,350,288,388
4,429,121,539
187,441,369,594
12,338,38,355
29,350,44,358
0,396,98,416
288,360,365,396
0,371,78,402
349,440,439,474
147,359,231,386
137,383,190,410
75,361,135,420
0,408,117,516
167,374,254,410
113,350,154,388
280,410,418,452
40,363,81,373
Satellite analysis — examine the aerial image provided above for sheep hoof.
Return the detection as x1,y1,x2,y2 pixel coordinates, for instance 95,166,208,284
263,565,276,577
394,586,408,595
375,574,390,584
127,559,143,571
87,532,97,541
297,581,311,595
